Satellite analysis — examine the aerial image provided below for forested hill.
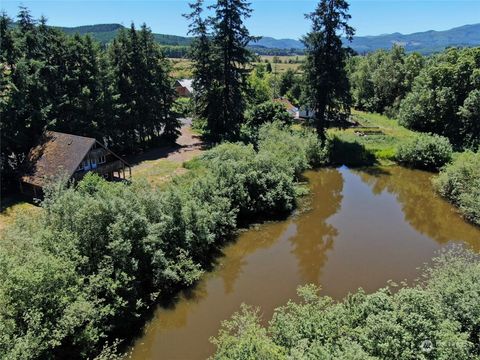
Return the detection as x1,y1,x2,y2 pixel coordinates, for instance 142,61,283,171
54,22,480,54
55,23,193,46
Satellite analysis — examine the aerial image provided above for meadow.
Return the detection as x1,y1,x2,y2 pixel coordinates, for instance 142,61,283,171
169,55,304,78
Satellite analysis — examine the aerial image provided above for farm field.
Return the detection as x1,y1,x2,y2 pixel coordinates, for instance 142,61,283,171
169,55,304,78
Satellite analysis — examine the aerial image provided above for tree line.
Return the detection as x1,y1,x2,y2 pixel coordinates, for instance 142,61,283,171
0,8,179,190
348,45,480,149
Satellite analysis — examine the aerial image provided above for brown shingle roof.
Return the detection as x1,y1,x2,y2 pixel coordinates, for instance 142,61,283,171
21,131,96,187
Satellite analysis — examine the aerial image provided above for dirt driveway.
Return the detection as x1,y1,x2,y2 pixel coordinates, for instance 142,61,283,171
129,120,205,185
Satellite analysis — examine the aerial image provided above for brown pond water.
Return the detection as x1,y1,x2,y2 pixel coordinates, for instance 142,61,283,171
128,166,480,360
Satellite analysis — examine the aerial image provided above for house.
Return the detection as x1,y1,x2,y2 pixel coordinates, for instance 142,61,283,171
273,98,299,118
20,131,131,197
175,79,194,97
299,106,315,119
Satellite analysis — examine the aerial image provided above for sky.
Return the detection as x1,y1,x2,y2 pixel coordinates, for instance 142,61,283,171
2,0,480,39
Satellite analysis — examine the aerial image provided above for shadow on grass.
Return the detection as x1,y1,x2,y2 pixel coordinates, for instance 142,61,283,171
330,137,377,167
0,192,37,212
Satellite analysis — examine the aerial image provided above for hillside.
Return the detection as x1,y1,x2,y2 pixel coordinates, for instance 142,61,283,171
350,23,480,54
56,23,193,46
55,22,480,55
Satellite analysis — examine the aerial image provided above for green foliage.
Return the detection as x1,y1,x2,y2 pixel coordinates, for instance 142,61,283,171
107,23,179,149
185,0,255,141
396,133,453,170
0,8,180,192
257,122,330,176
0,124,322,359
173,97,193,118
398,47,480,149
434,150,480,225
212,248,480,359
241,101,292,143
348,46,424,117
210,305,285,360
246,101,292,127
246,64,274,105
302,0,354,137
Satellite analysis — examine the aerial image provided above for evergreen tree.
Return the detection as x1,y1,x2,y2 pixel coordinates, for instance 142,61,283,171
209,0,255,140
302,0,354,137
1,8,51,189
0,12,16,65
186,0,254,141
52,34,104,137
108,23,179,151
184,0,221,135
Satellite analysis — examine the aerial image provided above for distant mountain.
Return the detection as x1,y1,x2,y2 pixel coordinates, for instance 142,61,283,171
252,37,304,50
251,23,480,54
54,23,480,55
350,23,480,54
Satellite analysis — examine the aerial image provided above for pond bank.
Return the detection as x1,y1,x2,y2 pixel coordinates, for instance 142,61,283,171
128,166,480,359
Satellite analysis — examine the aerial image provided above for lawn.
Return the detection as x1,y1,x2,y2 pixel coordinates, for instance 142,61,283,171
0,199,40,232
328,110,417,166
131,158,186,188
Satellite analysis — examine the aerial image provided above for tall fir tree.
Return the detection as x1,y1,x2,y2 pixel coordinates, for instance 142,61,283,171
184,0,221,134
302,0,355,138
209,0,255,140
53,34,104,137
186,0,254,141
108,23,179,151
1,8,51,188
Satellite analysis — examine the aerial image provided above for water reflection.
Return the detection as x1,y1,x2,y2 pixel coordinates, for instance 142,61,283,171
128,166,480,360
355,166,480,251
290,168,343,284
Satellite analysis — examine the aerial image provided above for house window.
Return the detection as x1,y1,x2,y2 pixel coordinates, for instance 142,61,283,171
98,155,106,164
82,159,91,171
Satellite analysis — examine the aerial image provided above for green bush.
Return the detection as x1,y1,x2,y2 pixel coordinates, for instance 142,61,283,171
211,248,480,360
434,150,480,226
396,133,453,170
173,97,193,118
257,122,330,176
240,102,293,144
0,123,321,359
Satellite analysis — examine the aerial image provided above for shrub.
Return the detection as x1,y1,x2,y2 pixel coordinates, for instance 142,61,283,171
173,97,193,118
0,123,321,359
396,133,453,170
241,102,293,144
212,248,480,360
433,150,480,225
257,122,330,177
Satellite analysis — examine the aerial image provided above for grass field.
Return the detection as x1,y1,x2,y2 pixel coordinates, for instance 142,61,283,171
131,159,186,187
328,110,417,166
169,55,304,79
0,199,40,232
